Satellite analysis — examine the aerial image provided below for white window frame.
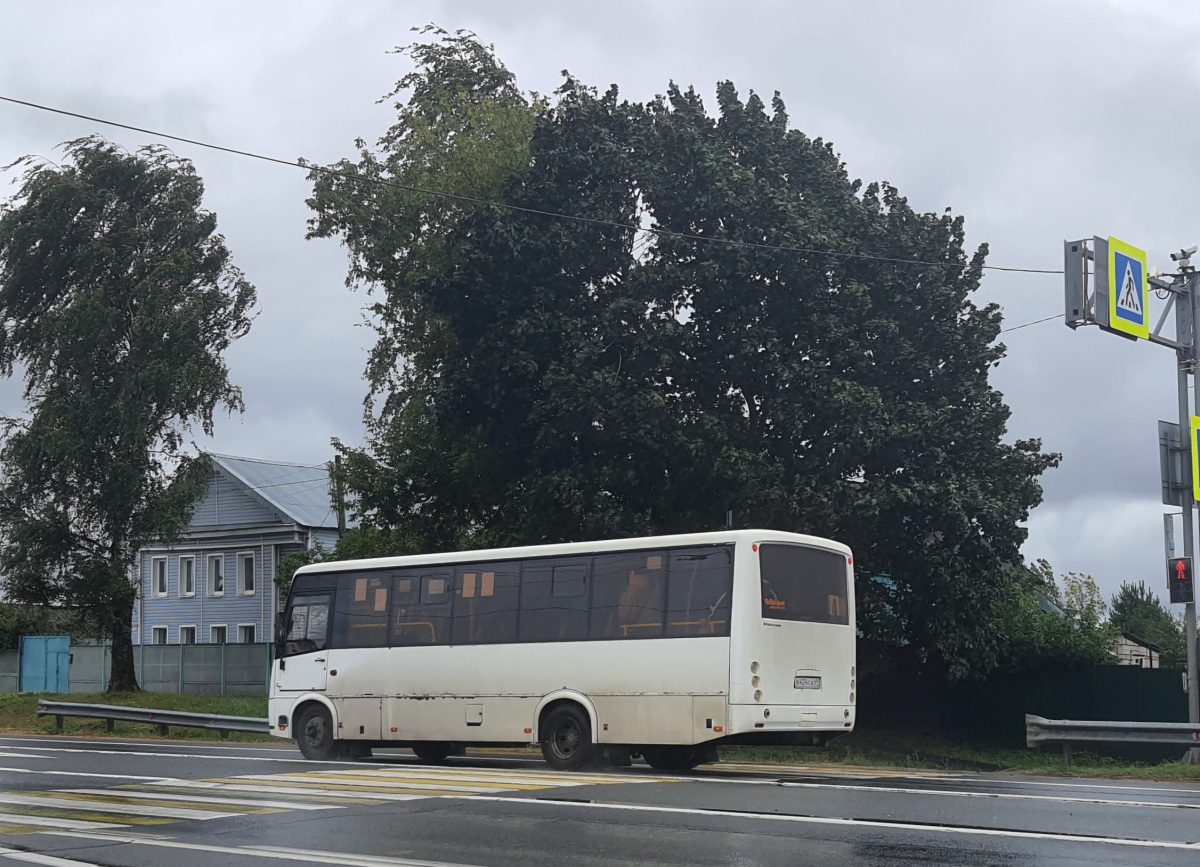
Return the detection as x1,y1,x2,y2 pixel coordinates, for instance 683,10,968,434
237,623,256,644
151,626,168,645
179,625,197,645
208,554,225,597
179,556,196,598
237,551,256,596
210,624,227,644
151,557,168,598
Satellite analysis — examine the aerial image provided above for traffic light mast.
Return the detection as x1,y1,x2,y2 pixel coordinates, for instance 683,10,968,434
1065,238,1199,756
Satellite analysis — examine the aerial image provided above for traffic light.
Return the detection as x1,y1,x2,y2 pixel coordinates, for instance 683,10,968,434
1168,557,1195,605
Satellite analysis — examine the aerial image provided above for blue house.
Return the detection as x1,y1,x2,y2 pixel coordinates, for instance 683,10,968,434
132,453,345,646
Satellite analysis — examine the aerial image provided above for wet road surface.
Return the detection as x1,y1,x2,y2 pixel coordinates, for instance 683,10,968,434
0,735,1197,865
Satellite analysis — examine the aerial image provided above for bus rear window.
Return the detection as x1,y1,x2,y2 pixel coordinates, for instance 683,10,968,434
759,544,849,625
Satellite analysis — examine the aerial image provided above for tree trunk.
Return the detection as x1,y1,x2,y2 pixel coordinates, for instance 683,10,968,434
106,597,140,693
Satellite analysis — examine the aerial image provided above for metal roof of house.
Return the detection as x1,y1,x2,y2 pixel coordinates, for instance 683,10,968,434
208,453,344,530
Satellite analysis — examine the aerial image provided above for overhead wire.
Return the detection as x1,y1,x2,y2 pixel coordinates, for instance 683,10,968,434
0,94,1064,275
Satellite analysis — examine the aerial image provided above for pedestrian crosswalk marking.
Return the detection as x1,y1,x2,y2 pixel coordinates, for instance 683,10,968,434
55,788,336,811
0,762,674,837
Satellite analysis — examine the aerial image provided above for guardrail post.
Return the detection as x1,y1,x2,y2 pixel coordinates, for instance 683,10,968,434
54,714,63,732
106,718,114,732
1062,742,1071,769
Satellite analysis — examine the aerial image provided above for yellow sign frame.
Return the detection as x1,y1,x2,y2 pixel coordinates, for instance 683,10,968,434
1191,415,1200,502
1107,236,1149,340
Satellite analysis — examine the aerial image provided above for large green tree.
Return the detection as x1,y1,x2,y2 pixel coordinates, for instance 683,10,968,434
311,33,1057,678
0,137,256,691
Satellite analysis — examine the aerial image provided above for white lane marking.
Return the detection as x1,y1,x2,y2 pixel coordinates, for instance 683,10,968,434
463,795,1200,851
0,793,243,820
41,831,484,867
0,746,344,766
0,847,101,867
0,768,174,781
0,815,118,832
0,755,53,761
53,789,341,811
735,778,1200,810
920,775,1200,798
0,847,100,866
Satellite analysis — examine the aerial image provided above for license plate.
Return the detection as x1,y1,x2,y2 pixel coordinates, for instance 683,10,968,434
794,676,821,690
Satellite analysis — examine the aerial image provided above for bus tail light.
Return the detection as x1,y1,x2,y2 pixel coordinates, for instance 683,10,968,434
524,728,533,734
753,690,763,702
391,727,398,732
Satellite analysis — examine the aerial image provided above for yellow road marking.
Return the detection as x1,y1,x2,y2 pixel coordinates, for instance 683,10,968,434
0,805,170,826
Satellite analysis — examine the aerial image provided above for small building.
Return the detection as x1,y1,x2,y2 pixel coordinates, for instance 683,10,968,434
1113,632,1161,669
132,453,345,646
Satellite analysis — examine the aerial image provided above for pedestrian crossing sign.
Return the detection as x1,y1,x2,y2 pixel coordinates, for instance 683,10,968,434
1107,236,1149,340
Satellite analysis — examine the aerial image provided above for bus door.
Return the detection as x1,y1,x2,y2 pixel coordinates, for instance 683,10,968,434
277,592,332,692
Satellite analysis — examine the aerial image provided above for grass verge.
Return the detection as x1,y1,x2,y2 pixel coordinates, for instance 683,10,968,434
0,692,273,742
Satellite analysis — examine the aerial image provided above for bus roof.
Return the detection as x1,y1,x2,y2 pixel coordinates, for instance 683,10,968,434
292,529,852,577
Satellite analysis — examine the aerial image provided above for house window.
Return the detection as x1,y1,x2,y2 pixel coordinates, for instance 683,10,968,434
151,626,167,645
238,553,255,596
179,556,195,597
238,624,256,644
179,626,196,644
210,625,227,644
152,558,167,598
208,555,224,596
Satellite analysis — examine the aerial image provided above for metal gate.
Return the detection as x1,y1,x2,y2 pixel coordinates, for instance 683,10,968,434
18,636,70,693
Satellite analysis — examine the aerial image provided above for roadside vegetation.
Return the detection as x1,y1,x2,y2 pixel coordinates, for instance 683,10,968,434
0,692,271,742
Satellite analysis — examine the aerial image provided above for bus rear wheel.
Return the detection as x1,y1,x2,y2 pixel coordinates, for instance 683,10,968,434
640,746,702,773
412,743,453,763
540,704,595,771
296,705,338,761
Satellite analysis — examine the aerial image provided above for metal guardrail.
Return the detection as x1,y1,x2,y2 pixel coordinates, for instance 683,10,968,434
1026,713,1200,767
37,700,270,738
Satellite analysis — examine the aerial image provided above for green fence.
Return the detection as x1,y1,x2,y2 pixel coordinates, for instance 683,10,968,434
860,664,1188,749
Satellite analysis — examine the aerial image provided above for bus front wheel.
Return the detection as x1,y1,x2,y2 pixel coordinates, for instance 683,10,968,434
296,705,338,761
540,704,595,771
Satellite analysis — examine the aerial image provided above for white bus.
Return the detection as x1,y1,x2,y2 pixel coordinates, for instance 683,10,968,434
269,529,856,771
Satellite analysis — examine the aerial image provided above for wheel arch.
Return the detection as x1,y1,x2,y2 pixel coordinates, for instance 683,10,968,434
288,693,338,737
533,690,599,743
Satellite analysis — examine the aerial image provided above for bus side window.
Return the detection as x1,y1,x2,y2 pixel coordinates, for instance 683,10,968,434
331,573,391,649
452,565,519,645
391,569,451,646
589,551,666,639
666,546,734,637
518,558,589,643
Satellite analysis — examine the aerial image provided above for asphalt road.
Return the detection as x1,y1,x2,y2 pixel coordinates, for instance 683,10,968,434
0,735,1197,866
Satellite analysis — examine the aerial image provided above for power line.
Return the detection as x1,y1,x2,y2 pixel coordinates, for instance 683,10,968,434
0,94,1063,276
999,314,1060,334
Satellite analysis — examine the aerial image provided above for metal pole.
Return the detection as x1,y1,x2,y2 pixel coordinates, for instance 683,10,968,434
1184,273,1200,748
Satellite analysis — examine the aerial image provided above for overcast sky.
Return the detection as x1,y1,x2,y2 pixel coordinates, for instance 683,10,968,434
0,0,1194,605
